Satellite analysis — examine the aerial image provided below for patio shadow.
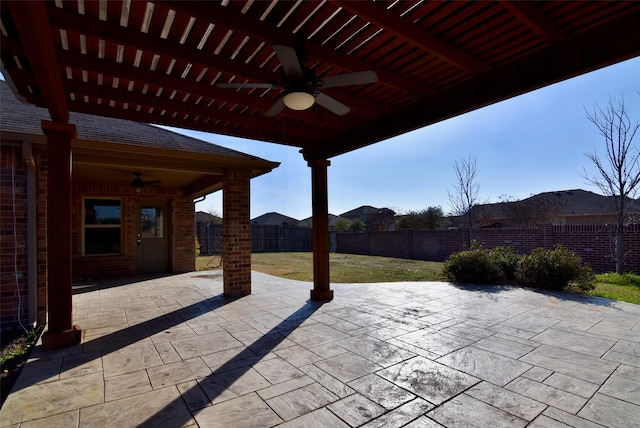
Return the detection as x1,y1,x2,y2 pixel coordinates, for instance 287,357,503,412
137,300,325,427
12,290,239,392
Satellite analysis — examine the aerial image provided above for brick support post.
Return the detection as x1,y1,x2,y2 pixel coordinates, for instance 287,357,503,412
222,169,251,296
41,120,81,349
308,158,333,301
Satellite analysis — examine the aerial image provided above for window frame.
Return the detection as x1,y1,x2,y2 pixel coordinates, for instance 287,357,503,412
82,197,123,256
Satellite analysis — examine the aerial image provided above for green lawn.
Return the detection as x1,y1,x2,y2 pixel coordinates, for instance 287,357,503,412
590,273,640,305
196,252,640,305
197,252,446,283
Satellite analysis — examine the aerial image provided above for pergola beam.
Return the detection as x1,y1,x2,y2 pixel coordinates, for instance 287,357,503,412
6,1,69,122
163,1,431,98
316,8,640,158
332,0,490,74
503,1,565,42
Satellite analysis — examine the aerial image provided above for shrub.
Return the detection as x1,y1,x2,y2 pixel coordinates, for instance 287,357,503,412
487,245,520,281
516,245,595,292
443,242,506,284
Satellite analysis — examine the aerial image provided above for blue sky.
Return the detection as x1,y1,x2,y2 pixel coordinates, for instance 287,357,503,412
183,56,640,220
3,57,638,220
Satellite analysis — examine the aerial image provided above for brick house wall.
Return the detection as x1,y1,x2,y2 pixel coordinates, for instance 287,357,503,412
72,183,195,279
1,145,29,330
1,144,48,331
336,225,640,274
2,143,196,332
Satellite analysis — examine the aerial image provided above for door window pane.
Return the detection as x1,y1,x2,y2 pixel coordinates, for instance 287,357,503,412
141,207,163,238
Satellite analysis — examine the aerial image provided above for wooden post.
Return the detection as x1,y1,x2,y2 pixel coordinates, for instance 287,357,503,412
308,158,333,301
41,120,81,349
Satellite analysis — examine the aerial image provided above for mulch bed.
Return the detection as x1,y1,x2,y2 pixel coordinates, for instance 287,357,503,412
1,326,42,408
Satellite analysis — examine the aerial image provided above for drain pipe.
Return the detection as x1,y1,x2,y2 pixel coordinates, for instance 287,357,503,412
23,141,37,327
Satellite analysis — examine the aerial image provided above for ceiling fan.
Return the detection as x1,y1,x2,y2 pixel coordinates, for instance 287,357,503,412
131,172,161,193
216,44,378,117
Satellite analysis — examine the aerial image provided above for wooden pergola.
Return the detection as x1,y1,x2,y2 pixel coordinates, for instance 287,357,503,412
2,1,639,348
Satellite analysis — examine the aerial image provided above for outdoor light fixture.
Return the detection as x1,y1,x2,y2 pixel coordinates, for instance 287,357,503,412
131,172,145,193
131,179,143,193
283,91,315,110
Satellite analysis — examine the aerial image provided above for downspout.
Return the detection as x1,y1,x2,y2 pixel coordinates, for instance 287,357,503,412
22,141,37,327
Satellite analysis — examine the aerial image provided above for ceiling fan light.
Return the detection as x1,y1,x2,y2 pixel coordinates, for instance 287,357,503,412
283,91,315,110
131,174,144,193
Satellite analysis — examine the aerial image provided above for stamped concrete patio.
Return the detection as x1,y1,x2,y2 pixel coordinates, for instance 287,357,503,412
1,271,639,428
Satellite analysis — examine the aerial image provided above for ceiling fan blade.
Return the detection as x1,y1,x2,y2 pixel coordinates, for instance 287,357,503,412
315,92,350,116
319,71,378,89
273,45,304,81
216,82,275,89
265,97,286,117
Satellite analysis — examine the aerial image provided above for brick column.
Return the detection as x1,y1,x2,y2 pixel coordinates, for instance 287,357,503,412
222,169,251,296
308,158,333,301
41,120,81,349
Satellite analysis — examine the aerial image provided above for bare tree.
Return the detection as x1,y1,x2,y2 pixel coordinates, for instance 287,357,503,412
448,155,480,241
583,96,640,274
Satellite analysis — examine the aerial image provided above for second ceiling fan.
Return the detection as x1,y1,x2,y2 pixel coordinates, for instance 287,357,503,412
217,44,377,117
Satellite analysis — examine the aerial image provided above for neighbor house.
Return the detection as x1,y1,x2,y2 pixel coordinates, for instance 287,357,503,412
251,212,299,227
340,206,396,230
299,214,344,230
0,81,278,332
467,189,640,228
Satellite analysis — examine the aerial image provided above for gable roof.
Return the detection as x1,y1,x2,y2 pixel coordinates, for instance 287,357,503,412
528,189,640,215
195,211,222,224
299,214,343,228
251,212,299,226
476,189,640,220
1,80,279,198
340,206,396,218
1,81,266,160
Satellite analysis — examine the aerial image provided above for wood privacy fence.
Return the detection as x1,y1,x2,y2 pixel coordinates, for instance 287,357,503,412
335,224,640,274
196,223,312,254
196,223,639,273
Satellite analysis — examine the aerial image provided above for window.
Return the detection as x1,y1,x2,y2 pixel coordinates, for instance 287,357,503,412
83,198,121,255
140,206,164,238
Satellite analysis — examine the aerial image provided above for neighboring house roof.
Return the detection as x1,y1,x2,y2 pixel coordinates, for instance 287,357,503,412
339,205,396,219
299,214,343,228
195,211,222,224
1,81,265,160
474,189,640,225
0,81,279,198
251,212,299,226
524,189,639,215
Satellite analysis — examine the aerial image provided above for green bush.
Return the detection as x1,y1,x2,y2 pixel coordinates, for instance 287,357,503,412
444,243,594,293
443,242,506,284
515,245,595,292
487,245,520,281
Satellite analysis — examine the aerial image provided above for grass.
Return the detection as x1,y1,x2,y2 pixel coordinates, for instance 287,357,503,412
590,273,640,305
197,252,446,283
197,252,640,305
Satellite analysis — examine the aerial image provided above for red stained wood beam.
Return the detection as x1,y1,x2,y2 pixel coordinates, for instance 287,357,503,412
6,1,69,122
